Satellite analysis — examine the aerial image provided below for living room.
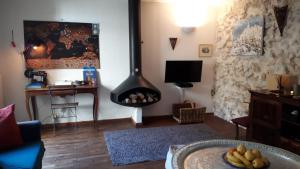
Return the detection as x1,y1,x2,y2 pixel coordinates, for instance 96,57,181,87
0,0,299,169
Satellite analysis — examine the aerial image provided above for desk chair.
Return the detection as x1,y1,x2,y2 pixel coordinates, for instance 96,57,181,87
48,85,79,131
231,116,249,140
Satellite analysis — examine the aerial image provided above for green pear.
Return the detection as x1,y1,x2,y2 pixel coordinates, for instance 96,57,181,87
252,158,264,168
251,149,262,158
237,144,246,155
244,150,255,161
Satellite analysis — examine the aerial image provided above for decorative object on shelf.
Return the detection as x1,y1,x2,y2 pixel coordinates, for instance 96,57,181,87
231,16,264,56
169,37,178,50
275,74,283,91
199,44,213,57
83,66,97,85
24,69,47,88
274,5,288,36
266,73,281,91
293,84,300,96
281,74,298,95
23,21,100,69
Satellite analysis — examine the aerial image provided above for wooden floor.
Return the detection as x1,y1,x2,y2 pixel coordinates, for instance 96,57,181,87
41,115,245,169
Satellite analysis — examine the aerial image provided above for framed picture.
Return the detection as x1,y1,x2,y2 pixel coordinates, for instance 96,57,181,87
199,44,213,57
231,16,264,56
23,20,100,69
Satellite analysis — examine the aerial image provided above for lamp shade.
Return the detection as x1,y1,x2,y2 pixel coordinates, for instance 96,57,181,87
173,0,208,28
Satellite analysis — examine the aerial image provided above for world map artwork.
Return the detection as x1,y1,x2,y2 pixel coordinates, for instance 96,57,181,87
24,21,100,69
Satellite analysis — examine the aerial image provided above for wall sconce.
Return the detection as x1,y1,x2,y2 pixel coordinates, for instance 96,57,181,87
172,0,208,33
181,27,195,33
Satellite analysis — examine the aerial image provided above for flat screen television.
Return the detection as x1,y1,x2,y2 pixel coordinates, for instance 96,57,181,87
165,60,203,83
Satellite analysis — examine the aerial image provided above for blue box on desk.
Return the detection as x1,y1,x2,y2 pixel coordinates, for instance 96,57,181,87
83,66,97,85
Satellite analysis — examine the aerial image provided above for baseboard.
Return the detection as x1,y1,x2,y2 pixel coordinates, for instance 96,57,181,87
42,118,132,129
130,117,143,128
41,113,215,129
205,112,214,116
98,118,132,124
143,114,173,120
143,113,214,120
42,120,95,130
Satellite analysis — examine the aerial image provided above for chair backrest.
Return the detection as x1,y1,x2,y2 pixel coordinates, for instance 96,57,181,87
48,85,77,104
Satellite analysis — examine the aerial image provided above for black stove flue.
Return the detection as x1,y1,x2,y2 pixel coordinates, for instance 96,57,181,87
110,0,161,107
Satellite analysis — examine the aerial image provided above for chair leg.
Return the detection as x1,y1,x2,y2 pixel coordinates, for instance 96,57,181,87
235,124,239,140
74,107,78,130
51,109,56,134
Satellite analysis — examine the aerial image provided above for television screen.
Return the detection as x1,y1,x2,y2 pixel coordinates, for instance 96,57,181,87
165,60,203,83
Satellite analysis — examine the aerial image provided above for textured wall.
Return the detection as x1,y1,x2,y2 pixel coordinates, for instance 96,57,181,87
213,0,300,120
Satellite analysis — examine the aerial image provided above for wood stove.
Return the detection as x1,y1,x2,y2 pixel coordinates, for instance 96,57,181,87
110,0,161,107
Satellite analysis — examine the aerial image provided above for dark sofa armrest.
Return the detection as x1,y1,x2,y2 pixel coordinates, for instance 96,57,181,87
17,120,42,143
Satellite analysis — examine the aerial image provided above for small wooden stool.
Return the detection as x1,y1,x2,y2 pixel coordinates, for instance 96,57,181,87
231,116,249,140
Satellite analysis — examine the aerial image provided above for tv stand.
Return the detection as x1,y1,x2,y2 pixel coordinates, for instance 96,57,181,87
174,82,193,102
174,82,193,88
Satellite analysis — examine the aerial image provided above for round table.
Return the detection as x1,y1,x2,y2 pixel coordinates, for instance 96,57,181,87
172,139,300,169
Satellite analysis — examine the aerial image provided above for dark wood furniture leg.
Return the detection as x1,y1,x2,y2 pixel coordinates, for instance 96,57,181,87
231,116,249,140
93,93,99,124
235,123,239,140
31,96,38,120
25,95,33,120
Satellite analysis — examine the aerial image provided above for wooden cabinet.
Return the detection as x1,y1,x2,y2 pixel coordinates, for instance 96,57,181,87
247,91,300,154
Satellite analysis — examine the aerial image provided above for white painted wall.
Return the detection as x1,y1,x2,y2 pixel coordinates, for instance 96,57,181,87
0,0,218,123
0,0,134,123
141,2,217,116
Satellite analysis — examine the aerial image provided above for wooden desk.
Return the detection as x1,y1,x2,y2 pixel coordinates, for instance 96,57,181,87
25,85,99,123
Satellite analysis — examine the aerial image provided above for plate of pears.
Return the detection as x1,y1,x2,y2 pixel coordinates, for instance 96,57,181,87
223,144,270,169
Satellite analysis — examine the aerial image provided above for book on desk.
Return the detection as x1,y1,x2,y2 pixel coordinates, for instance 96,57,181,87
26,82,44,89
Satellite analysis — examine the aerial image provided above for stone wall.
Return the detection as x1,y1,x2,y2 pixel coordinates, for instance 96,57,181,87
213,0,300,120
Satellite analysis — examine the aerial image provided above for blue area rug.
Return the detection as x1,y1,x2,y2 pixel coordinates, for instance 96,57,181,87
104,124,221,165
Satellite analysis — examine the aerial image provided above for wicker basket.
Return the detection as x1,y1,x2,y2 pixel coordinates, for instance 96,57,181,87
172,101,206,124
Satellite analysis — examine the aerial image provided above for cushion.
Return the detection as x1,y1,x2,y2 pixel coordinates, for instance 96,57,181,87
0,104,23,151
0,142,45,169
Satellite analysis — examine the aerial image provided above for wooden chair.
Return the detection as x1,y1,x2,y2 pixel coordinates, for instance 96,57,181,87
231,116,249,140
48,85,79,131
172,102,206,124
